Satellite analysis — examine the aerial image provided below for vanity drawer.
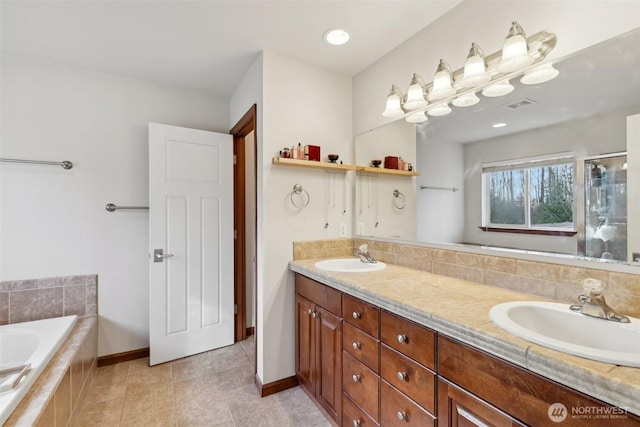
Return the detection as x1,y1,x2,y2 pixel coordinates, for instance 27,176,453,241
343,322,379,373
380,380,436,427
343,351,380,422
343,294,380,338
343,394,379,427
295,274,341,317
380,344,436,414
380,310,435,370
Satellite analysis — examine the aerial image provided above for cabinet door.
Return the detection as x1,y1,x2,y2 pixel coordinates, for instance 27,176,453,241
295,294,315,391
316,305,342,423
438,378,524,427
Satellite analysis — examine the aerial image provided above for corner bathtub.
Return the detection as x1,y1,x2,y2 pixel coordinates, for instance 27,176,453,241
0,315,77,425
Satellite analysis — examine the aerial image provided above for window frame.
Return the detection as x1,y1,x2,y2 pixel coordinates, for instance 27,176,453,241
481,153,577,235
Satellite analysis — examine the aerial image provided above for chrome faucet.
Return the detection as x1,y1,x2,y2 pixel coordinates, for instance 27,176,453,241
354,244,377,264
569,279,630,323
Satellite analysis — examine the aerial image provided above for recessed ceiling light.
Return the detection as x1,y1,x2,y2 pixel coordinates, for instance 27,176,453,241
324,29,350,46
492,122,507,128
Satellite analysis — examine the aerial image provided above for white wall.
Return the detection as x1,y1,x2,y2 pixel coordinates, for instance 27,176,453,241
355,120,416,240
353,1,640,136
230,51,352,385
0,54,229,356
416,128,464,244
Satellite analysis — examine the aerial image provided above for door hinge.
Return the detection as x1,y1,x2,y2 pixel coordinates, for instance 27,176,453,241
234,304,238,314
234,229,237,239
233,154,237,165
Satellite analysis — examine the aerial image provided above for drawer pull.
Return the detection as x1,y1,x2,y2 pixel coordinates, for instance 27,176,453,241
397,411,408,421
397,371,408,381
307,308,313,315
397,334,408,344
457,406,490,427
352,374,361,383
352,342,362,350
352,420,362,427
352,311,362,319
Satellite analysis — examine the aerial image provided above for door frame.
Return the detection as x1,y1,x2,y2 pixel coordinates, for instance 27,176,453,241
230,104,258,344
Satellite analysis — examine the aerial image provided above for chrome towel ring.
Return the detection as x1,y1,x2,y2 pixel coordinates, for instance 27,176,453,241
290,184,310,209
392,189,406,209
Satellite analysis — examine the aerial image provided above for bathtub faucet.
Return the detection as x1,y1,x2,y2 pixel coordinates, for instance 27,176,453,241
354,244,376,264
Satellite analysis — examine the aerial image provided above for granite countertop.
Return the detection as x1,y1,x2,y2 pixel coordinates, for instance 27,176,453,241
289,259,640,416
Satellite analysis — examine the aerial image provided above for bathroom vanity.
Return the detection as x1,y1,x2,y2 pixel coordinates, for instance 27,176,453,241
291,260,640,427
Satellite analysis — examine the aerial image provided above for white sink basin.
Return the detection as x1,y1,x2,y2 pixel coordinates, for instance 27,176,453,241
490,301,640,367
314,258,386,273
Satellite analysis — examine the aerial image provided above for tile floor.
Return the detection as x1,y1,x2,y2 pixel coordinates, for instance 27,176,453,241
78,336,332,426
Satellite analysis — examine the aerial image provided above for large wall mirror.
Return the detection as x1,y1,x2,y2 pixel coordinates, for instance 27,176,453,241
355,28,640,267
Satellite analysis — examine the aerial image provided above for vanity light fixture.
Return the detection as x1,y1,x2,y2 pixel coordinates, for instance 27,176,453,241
458,43,491,88
520,62,559,85
406,111,428,123
497,21,535,73
428,60,456,101
382,85,405,118
404,74,429,110
382,21,557,124
324,29,350,46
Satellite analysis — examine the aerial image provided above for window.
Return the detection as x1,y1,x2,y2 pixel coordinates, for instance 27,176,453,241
482,154,575,233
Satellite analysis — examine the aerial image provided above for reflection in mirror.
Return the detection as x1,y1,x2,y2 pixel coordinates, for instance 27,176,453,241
354,28,640,266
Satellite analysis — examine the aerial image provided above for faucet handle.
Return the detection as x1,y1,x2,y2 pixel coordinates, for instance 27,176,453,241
359,244,369,253
583,278,604,297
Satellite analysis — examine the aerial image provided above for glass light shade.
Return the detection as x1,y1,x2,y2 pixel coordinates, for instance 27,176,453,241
482,80,514,97
497,22,534,73
427,103,452,116
406,111,428,123
428,60,456,101
520,63,559,85
452,92,480,107
404,76,428,110
382,92,404,117
458,44,491,88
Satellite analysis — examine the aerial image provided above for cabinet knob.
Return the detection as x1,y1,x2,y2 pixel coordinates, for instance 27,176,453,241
352,420,362,427
352,311,362,319
397,411,408,421
397,334,408,344
352,374,361,383
307,308,313,315
397,371,408,381
352,342,362,350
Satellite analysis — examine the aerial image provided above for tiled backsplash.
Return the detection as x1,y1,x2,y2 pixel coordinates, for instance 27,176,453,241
0,274,97,325
293,238,640,319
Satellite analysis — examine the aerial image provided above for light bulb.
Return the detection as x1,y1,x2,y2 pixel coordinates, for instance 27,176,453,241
458,43,491,88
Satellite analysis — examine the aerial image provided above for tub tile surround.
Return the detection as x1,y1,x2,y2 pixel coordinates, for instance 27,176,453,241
5,316,98,427
0,274,98,325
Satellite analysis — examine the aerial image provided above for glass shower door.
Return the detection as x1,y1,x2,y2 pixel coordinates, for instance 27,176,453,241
583,153,627,261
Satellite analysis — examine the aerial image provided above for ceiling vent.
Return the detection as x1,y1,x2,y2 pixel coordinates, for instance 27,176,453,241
503,98,536,109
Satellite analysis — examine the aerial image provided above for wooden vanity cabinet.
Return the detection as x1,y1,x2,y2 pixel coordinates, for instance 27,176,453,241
341,294,381,427
295,274,342,423
438,335,640,427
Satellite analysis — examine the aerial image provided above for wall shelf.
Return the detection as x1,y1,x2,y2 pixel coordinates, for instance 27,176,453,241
272,157,357,171
273,157,420,176
358,166,420,177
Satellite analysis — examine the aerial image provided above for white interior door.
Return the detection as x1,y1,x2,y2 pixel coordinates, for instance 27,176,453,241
149,123,234,365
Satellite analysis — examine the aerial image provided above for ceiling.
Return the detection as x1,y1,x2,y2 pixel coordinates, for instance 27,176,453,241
0,0,460,99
